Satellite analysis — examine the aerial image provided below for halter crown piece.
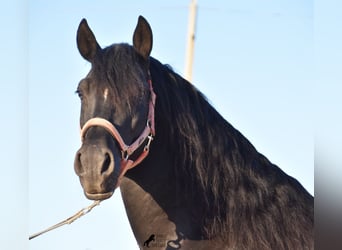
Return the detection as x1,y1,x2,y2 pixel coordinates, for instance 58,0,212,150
80,77,156,187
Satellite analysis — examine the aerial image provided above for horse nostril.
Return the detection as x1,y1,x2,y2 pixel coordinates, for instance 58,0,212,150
74,151,84,176
101,152,112,175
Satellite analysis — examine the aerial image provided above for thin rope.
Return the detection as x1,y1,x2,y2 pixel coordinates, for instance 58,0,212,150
29,200,101,240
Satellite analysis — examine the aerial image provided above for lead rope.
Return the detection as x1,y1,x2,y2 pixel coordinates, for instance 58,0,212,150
29,200,101,240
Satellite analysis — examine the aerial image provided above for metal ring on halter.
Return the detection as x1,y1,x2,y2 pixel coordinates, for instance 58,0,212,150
122,150,129,160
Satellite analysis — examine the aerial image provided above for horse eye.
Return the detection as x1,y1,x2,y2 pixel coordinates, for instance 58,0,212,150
75,89,83,100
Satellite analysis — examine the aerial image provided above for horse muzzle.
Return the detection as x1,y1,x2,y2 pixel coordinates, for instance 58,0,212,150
74,143,120,200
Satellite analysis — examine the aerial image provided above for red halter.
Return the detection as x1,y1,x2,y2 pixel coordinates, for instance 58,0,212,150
80,79,156,187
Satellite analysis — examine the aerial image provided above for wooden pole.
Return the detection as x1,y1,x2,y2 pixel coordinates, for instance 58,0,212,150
184,0,197,83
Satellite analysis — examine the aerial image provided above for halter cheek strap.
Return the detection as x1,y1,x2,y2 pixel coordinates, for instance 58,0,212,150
80,79,156,187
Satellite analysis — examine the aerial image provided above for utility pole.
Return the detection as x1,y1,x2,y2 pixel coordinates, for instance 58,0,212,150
184,0,198,83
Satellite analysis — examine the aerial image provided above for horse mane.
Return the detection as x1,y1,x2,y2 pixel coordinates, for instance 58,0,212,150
149,57,313,248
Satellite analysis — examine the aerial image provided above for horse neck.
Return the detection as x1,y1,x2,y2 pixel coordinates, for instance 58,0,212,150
119,59,314,249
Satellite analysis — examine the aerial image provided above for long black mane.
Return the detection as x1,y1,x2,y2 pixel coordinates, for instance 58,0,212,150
148,56,313,248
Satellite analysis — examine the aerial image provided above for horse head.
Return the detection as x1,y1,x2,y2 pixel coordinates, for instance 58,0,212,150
74,16,154,200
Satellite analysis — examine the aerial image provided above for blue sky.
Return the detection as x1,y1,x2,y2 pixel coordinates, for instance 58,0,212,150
2,0,341,249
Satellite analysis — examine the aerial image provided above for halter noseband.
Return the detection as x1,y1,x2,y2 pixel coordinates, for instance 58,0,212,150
79,78,156,187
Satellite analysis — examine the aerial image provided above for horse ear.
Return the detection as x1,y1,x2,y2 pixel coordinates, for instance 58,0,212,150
133,16,153,60
77,19,101,62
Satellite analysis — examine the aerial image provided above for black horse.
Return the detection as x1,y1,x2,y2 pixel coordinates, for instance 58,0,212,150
74,16,313,249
